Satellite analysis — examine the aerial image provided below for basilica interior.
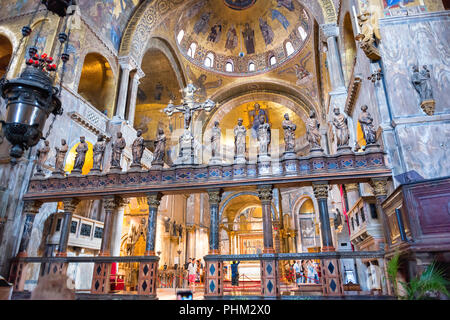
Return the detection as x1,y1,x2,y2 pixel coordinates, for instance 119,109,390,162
0,0,449,300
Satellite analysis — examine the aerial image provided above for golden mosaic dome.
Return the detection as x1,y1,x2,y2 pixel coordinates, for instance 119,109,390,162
175,0,312,76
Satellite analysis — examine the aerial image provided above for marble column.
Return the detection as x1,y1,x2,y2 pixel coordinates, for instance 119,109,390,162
257,185,274,253
9,201,43,292
17,201,43,256
321,24,346,92
205,189,223,297
370,177,391,295
207,189,222,254
111,203,126,257
127,68,145,127
313,183,334,251
57,198,80,256
144,192,162,255
137,192,162,297
115,60,133,120
257,185,279,297
41,199,80,280
91,196,122,294
313,182,344,296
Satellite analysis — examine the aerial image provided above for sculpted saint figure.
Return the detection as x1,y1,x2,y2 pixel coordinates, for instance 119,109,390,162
111,132,126,168
234,118,247,158
282,113,297,152
411,65,433,102
257,115,271,155
54,139,68,173
132,129,145,165
306,110,321,149
211,121,221,158
358,105,377,145
152,128,166,164
73,136,89,172
92,135,106,171
36,140,50,174
332,107,350,147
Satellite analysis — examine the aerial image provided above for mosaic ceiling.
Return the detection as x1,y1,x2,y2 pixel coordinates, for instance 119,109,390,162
175,0,312,76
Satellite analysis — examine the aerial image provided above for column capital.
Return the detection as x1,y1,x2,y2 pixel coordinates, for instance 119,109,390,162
345,183,359,193
134,68,145,80
313,182,329,200
147,192,163,208
257,184,273,202
320,23,339,38
118,55,136,70
207,189,223,205
23,200,43,215
62,198,80,213
103,196,125,212
370,178,389,198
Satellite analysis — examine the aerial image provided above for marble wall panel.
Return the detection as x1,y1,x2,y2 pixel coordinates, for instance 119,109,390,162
379,12,450,118
396,121,450,179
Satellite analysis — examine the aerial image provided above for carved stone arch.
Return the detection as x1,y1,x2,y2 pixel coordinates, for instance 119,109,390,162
144,37,186,89
119,0,337,64
74,50,118,92
219,191,278,222
201,80,321,133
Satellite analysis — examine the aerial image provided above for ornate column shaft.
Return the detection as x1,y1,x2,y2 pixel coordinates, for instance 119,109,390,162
100,196,123,256
145,192,162,255
137,192,162,297
91,196,123,294
127,69,144,127
205,189,223,298
9,201,43,292
115,60,133,119
57,198,80,256
313,182,334,251
258,185,274,253
313,182,344,296
257,185,279,297
111,202,127,256
321,24,346,91
18,201,43,255
207,189,222,254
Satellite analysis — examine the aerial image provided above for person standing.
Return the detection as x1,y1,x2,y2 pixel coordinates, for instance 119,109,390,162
188,258,197,292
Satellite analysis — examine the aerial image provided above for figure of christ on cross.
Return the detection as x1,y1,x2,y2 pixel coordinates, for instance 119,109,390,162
164,82,216,131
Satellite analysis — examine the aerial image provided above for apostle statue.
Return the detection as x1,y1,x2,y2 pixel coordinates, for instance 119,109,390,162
164,217,171,233
72,136,89,173
131,129,145,166
152,128,166,165
306,110,321,150
54,139,68,174
110,132,126,169
171,220,177,237
332,107,350,148
211,121,221,159
411,65,435,115
177,224,183,238
234,118,247,161
282,113,297,153
358,105,377,145
92,135,106,172
35,140,50,175
257,115,271,156
250,103,268,138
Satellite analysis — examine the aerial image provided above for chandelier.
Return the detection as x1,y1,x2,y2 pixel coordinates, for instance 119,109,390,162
0,0,78,164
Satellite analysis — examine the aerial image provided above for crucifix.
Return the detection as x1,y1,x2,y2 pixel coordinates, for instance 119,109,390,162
164,80,216,165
